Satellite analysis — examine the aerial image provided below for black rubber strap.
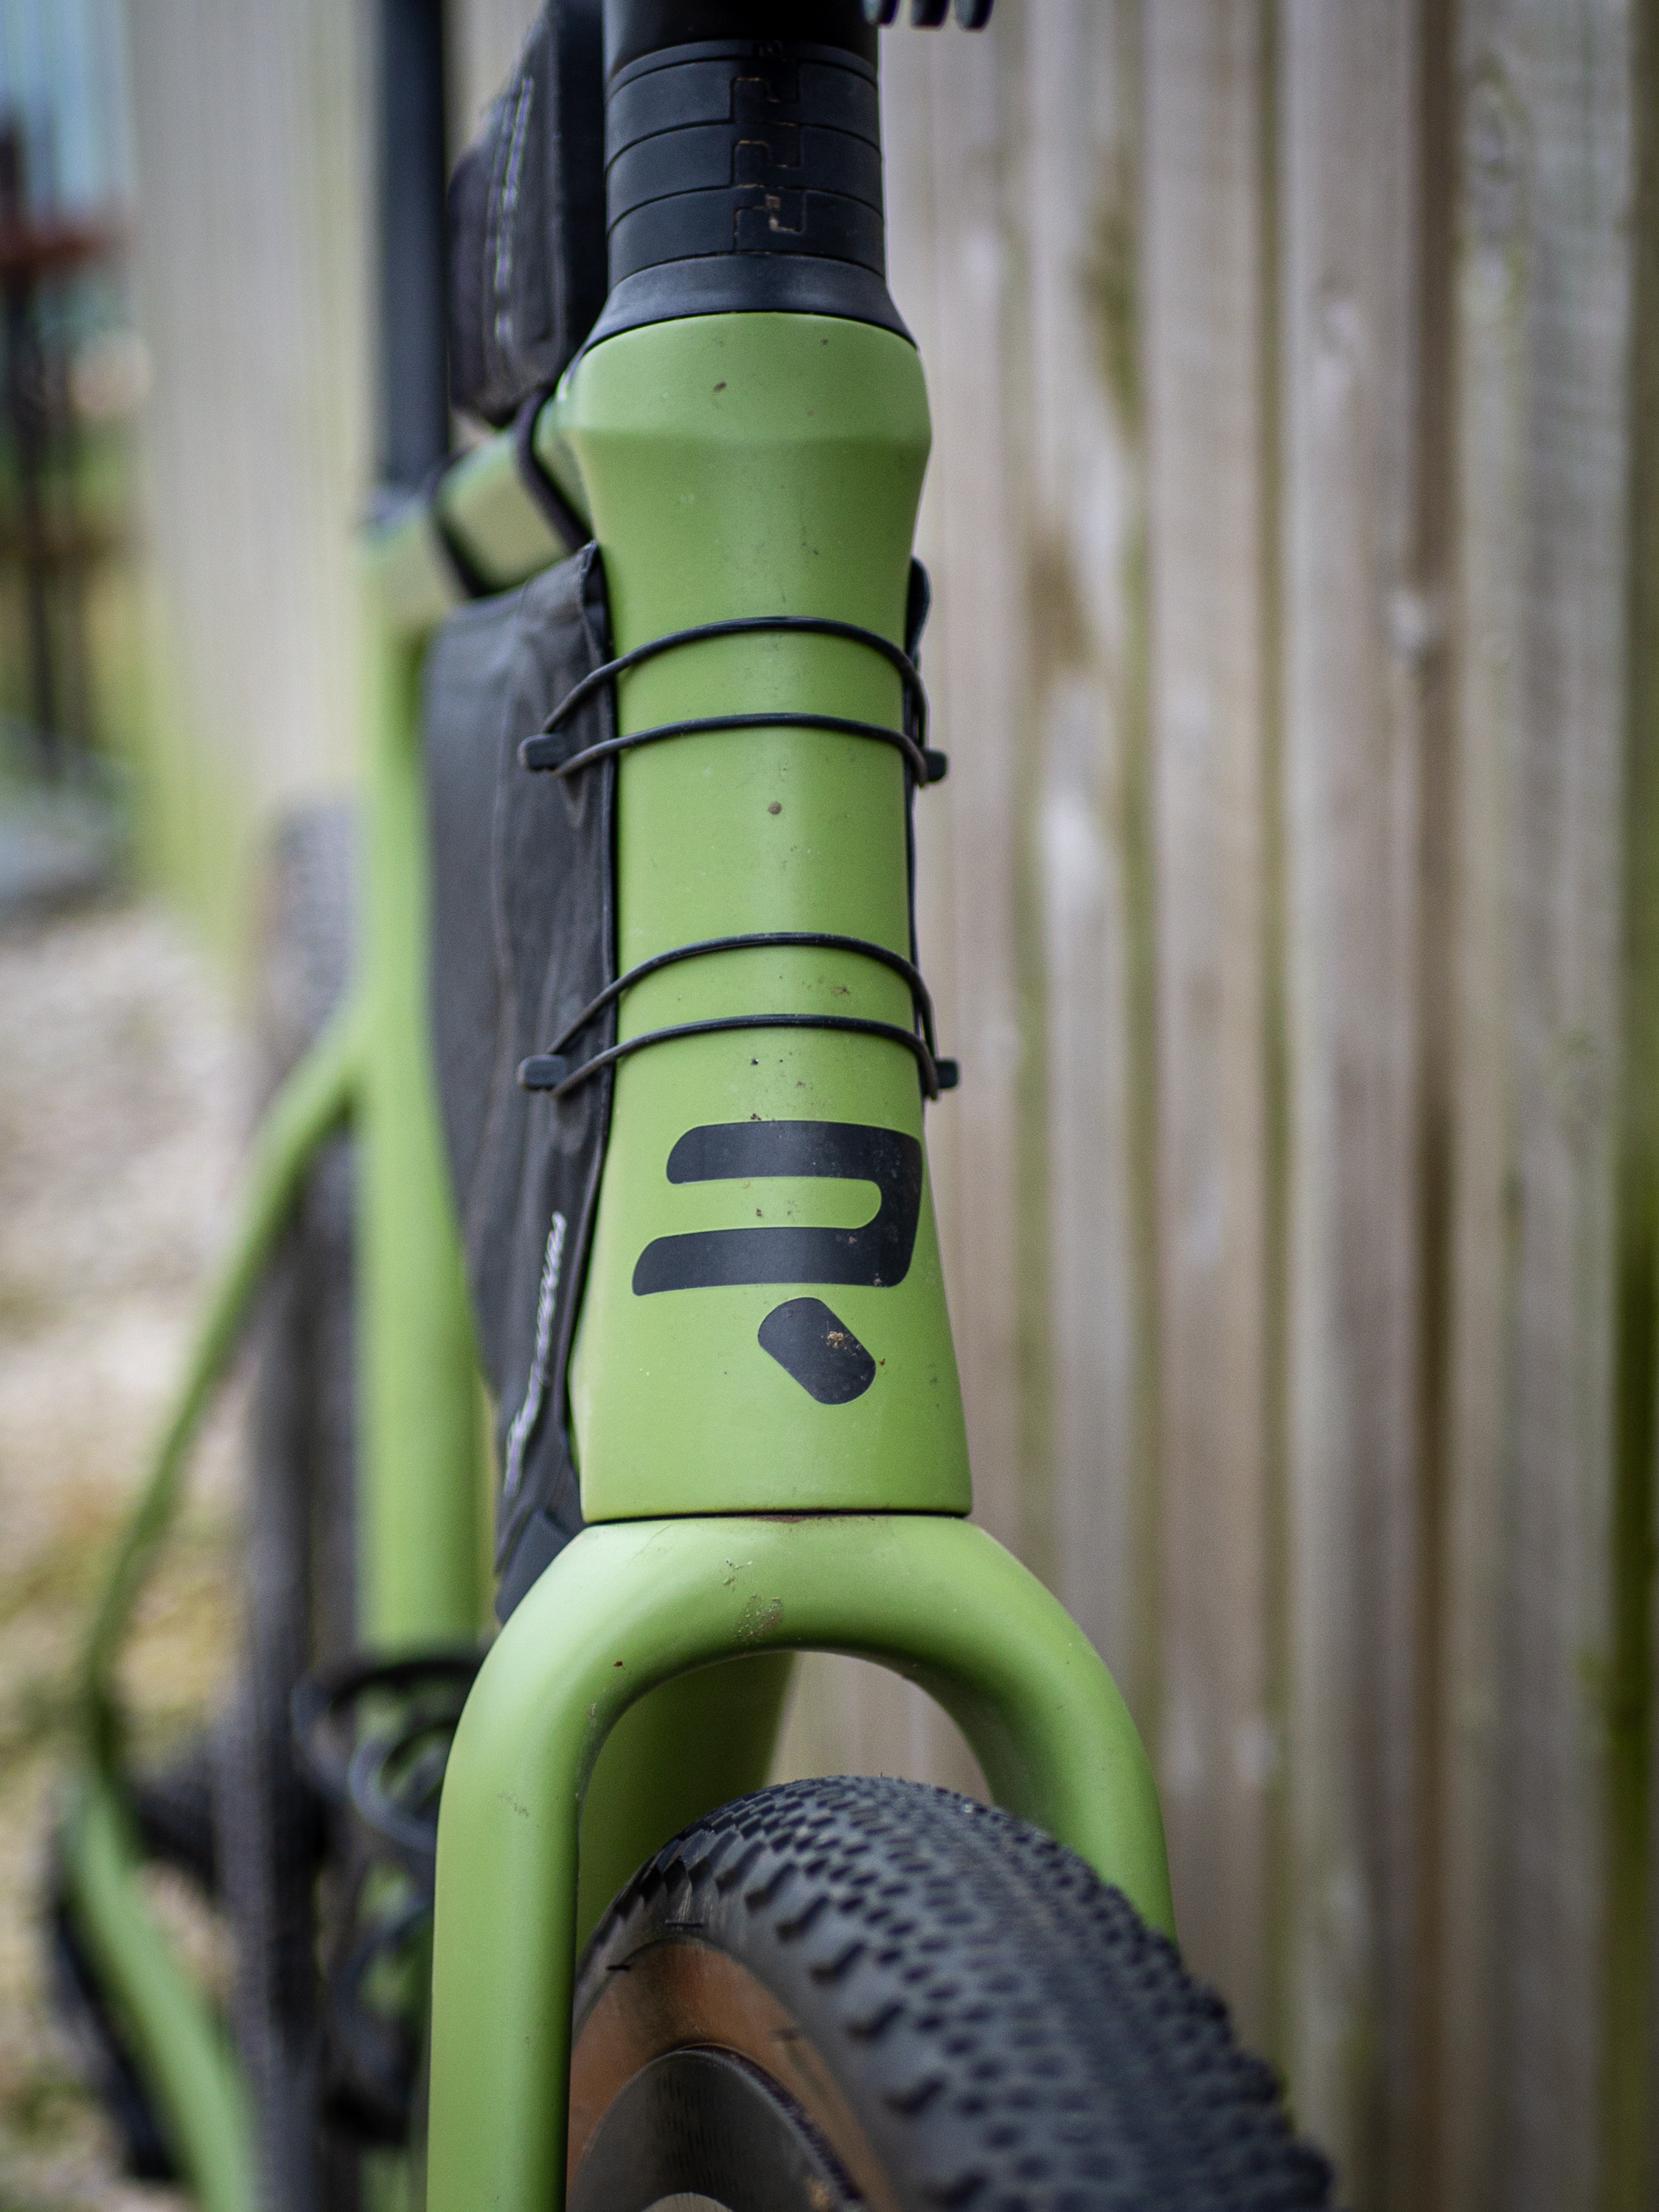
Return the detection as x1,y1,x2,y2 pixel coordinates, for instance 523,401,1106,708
543,929,939,1060
512,389,589,556
521,1012,959,1102
522,707,946,785
515,612,957,1103
529,612,931,745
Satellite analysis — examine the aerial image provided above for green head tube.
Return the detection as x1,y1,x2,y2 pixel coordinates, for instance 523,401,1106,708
552,311,971,1520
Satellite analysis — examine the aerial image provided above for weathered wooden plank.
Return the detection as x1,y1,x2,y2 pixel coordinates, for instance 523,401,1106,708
1014,0,1152,1736
1627,7,1659,2189
1279,3,1427,2197
772,1652,984,1803
1446,6,1638,2208
776,16,1028,1796
1440,39,1536,2212
892,16,1029,1573
1141,0,1275,2053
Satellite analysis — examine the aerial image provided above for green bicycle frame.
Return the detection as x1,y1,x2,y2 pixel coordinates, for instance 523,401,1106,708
417,309,1172,2212
60,86,1171,2212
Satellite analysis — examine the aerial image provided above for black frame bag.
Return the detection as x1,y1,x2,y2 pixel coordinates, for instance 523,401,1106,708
424,547,616,1616
447,2,607,428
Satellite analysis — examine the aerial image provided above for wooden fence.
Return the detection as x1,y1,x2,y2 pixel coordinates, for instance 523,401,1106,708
128,4,1659,2205
818,10,1659,2208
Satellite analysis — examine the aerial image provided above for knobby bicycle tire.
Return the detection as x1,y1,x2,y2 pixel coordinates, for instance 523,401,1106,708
571,1775,1335,2212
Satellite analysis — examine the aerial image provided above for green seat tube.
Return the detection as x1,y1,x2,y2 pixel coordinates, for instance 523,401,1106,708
557,312,972,1520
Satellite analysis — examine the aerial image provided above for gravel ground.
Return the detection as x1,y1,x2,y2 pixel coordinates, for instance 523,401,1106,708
0,900,251,2212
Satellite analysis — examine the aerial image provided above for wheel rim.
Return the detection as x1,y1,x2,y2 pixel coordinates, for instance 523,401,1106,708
569,1937,894,2212
569,2046,857,2212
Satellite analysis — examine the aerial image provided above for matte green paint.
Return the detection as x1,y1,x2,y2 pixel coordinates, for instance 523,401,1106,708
357,615,488,1645
74,310,1177,2212
364,492,457,638
358,582,788,1907
60,1778,254,2212
433,431,571,591
426,1511,1172,2212
552,314,970,1520
66,1004,358,2212
573,1652,793,1946
363,422,591,640
83,1003,360,1752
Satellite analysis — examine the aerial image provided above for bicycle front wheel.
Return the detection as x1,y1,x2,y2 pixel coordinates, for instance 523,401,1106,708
570,1775,1333,2212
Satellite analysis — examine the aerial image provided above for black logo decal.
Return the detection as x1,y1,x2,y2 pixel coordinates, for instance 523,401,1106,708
631,1121,923,1296
757,1297,877,1402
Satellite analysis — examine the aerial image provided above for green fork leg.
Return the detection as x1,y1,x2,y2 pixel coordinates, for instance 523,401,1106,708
425,1512,1172,2212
